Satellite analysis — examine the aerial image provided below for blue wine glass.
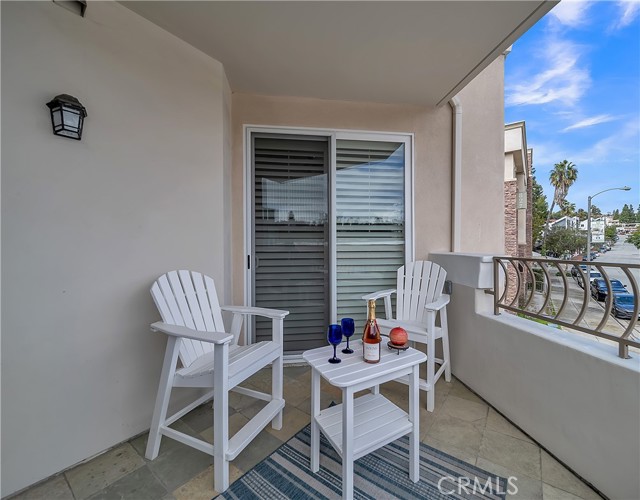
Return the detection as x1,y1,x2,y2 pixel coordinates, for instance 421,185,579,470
327,324,342,364
341,318,355,354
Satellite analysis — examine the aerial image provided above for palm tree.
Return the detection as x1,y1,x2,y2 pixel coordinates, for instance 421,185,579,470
559,200,576,217
542,160,578,252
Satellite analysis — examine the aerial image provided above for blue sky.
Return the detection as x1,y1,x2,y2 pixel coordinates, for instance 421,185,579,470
505,0,640,214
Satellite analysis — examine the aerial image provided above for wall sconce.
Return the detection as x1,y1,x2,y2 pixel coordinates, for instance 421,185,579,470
46,94,87,140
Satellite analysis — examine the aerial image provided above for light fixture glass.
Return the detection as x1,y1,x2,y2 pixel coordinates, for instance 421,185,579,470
46,94,87,140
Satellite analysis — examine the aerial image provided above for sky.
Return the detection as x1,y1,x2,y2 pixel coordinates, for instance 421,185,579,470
504,0,640,214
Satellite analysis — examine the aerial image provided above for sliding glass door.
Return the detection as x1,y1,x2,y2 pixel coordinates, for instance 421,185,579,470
249,130,411,354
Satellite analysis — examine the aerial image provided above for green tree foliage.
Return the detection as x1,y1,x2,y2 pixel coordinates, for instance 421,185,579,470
604,225,617,242
545,227,587,257
628,229,640,249
531,168,548,249
637,205,640,222
612,209,620,220
620,204,637,223
576,208,588,221
542,160,578,251
590,204,602,217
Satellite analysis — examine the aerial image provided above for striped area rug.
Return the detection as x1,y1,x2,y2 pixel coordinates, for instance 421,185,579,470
215,425,507,500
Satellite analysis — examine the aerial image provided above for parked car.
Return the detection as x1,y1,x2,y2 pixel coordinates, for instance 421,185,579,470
577,271,602,289
571,264,588,277
611,293,639,320
590,279,627,301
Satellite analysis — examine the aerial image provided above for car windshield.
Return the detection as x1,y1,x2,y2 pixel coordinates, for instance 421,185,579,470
615,296,635,305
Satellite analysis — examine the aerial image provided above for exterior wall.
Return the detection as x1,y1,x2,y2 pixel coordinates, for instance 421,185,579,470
457,58,505,254
231,95,453,304
231,57,506,303
504,180,518,256
431,253,640,500
1,2,229,495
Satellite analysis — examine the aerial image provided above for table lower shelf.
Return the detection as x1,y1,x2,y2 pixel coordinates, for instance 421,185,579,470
314,393,413,461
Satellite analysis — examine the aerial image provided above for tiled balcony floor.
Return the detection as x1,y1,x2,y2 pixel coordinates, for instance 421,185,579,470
12,365,601,500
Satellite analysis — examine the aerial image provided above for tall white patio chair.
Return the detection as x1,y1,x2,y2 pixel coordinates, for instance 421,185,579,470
363,260,451,412
146,270,288,493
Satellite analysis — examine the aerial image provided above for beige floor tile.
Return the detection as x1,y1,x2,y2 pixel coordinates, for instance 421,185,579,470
265,405,310,441
426,413,484,456
440,394,489,423
479,429,541,480
283,378,314,408
542,483,585,500
476,457,543,499
422,435,477,465
449,379,485,404
65,443,145,500
541,451,600,500
200,413,250,444
486,408,534,444
11,475,74,500
172,464,242,500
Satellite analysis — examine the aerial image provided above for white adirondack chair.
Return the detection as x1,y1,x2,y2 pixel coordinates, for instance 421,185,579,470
146,270,288,493
363,260,451,412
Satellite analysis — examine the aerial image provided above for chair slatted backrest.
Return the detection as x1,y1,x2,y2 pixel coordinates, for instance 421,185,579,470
151,270,228,368
396,261,447,324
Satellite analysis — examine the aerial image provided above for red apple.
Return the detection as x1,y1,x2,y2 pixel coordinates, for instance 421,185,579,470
389,327,408,346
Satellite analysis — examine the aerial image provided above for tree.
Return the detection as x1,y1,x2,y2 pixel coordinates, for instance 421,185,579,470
545,227,587,257
531,168,548,249
637,205,640,223
559,200,576,217
542,160,578,251
605,225,617,242
620,204,634,223
612,209,620,220
590,204,602,217
576,208,588,221
628,229,640,249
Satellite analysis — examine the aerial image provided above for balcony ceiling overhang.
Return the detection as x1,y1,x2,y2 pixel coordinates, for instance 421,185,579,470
122,1,557,107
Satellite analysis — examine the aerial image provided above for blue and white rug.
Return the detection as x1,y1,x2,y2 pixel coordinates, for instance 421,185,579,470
215,425,507,499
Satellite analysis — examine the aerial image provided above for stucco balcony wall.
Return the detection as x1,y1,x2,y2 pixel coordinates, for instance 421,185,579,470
430,252,640,500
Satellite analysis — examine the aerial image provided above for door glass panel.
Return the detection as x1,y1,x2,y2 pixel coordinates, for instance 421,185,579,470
336,140,405,326
252,135,330,353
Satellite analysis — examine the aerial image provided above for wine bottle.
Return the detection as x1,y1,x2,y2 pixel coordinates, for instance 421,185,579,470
362,299,382,363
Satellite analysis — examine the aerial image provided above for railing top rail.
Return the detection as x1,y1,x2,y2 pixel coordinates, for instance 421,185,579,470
493,256,640,269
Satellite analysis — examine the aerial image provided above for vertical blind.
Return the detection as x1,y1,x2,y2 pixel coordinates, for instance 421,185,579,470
253,136,330,353
336,140,405,327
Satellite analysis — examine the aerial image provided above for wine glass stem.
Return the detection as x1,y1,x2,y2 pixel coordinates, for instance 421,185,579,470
333,345,337,360
346,337,350,349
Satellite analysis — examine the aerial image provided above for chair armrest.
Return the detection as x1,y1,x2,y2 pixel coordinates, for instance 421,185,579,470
220,305,289,320
150,322,233,345
424,294,450,312
362,289,396,301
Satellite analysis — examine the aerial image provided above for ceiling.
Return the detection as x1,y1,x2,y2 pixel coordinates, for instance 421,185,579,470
122,1,557,107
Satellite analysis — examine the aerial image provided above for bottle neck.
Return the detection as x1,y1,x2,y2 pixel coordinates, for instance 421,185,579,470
367,300,376,321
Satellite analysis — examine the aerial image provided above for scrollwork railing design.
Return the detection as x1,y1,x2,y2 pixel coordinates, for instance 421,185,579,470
491,256,640,359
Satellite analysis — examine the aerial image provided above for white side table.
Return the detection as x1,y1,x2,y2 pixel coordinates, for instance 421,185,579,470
302,340,427,500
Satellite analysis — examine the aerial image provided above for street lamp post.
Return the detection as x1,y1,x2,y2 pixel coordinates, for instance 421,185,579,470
586,186,631,282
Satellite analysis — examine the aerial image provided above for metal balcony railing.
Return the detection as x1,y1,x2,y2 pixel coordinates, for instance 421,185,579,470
491,256,640,359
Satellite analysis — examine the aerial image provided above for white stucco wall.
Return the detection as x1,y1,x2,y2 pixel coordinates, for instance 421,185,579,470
1,2,228,495
431,252,640,500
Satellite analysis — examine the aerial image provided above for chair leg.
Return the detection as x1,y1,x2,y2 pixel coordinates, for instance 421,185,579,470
146,337,180,460
426,334,436,412
272,355,283,430
213,343,230,493
441,310,452,382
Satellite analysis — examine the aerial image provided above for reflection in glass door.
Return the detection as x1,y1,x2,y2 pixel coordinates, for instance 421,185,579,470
252,135,330,353
335,140,406,326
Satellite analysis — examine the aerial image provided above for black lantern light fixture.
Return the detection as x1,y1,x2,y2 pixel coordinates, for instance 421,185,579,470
46,94,87,140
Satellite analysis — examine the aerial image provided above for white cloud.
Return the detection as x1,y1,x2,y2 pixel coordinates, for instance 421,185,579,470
572,119,640,165
548,0,592,27
562,114,619,131
612,0,640,30
506,39,590,107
